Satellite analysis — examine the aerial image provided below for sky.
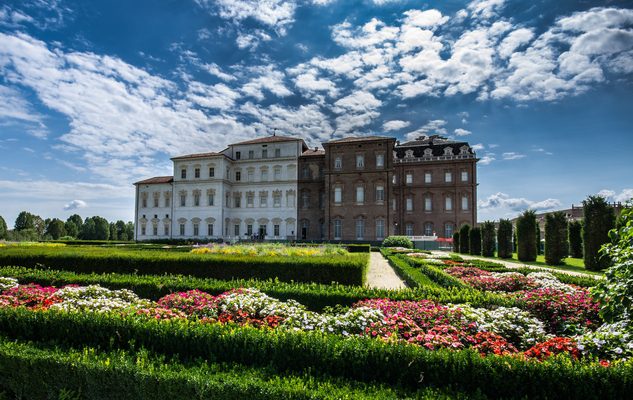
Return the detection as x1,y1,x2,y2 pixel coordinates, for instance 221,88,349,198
0,0,632,227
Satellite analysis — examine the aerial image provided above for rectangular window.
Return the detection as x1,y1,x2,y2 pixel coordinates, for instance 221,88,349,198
274,224,280,236
406,223,414,236
425,197,432,211
193,223,199,236
165,196,170,207
164,224,169,236
274,168,281,181
445,197,453,211
153,197,159,208
260,193,267,207
234,194,241,208
248,150,254,159
334,156,342,169
461,171,468,182
406,172,413,185
287,193,295,207
445,223,454,238
153,225,158,236
356,154,364,169
425,172,432,183
375,219,385,239
180,194,186,207
406,197,413,211
179,223,185,236
356,186,364,203
424,223,433,236
334,187,342,204
181,168,186,179
261,170,268,181
208,224,214,236
142,197,147,208
376,154,384,168
247,224,253,236
445,171,452,183
275,148,281,158
247,193,254,207
392,198,396,211
462,196,469,210
208,193,215,206
247,170,254,182
194,168,200,178
355,219,365,240
235,151,241,160
274,193,282,207
376,185,384,202
235,171,241,181
234,224,240,236
302,192,310,209
209,167,215,177
334,220,342,240
141,226,146,235
262,149,268,158
193,193,200,206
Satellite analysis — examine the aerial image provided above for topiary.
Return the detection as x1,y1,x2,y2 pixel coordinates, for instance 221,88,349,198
544,211,568,265
458,224,470,254
497,219,513,259
481,221,496,257
469,227,482,256
568,220,583,259
583,195,616,271
516,210,537,262
452,232,460,253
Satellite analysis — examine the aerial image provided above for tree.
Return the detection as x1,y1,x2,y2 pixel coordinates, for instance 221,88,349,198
14,211,35,231
545,212,568,265
497,219,513,259
45,218,66,240
64,220,79,238
536,225,542,255
125,222,135,241
481,221,496,257
80,218,96,240
469,227,482,255
32,215,45,237
583,195,616,270
67,214,84,231
568,220,583,258
0,215,7,239
115,220,127,240
516,210,537,262
93,216,110,240
459,224,470,254
109,222,118,241
452,232,460,253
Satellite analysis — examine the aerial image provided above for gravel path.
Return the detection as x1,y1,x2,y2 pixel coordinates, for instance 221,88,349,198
431,251,603,279
366,252,408,289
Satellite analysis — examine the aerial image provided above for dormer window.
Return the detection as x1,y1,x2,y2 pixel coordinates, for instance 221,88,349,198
405,149,414,158
460,145,470,155
424,148,433,157
444,147,453,156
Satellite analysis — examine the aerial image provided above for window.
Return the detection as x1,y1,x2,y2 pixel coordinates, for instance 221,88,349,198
302,166,310,179
235,151,241,160
234,194,241,208
376,219,385,239
260,192,267,207
247,192,254,207
355,219,365,240
225,193,230,207
209,167,215,177
461,170,468,182
179,223,185,236
356,186,364,203
319,191,325,209
274,224,280,236
234,224,240,236
274,167,281,181
462,196,469,210
181,168,186,179
334,156,342,170
287,192,296,207
164,224,169,236
153,196,159,208
248,150,254,159
247,224,253,236
275,148,281,158
406,197,413,211
425,172,432,183
356,154,364,169
406,172,413,185
445,223,454,238
142,197,147,208
445,196,453,211
376,154,384,168
208,193,215,206
165,196,170,207
376,185,384,202
247,169,254,182
445,171,452,183
193,192,200,206
425,196,432,211
141,225,146,235
193,223,199,236
302,191,310,208
235,171,241,181
424,222,433,236
153,225,158,236
334,187,342,204
194,168,200,178
261,169,268,181
262,149,268,158
405,223,414,236
334,220,342,240
207,224,214,236
274,192,282,207
180,193,186,207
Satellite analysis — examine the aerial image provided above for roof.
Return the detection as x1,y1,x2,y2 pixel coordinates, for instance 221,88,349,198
230,135,303,146
134,176,173,185
170,152,226,161
326,135,394,144
399,134,457,147
394,135,475,158
301,149,325,157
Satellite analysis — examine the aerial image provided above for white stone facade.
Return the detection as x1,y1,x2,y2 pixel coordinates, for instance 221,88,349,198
134,136,305,241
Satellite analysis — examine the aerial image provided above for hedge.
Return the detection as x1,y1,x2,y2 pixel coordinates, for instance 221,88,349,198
545,212,569,265
0,246,367,286
0,338,421,400
496,220,512,259
469,227,482,256
568,220,583,258
583,195,616,271
516,210,537,262
381,236,413,249
0,308,630,399
459,225,470,254
406,258,470,289
452,232,460,252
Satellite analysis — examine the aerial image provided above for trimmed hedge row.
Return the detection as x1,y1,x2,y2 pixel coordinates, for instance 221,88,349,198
0,246,368,285
0,308,630,399
404,258,470,289
0,338,424,400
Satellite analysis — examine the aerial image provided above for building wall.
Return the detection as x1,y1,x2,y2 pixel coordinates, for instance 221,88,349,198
297,154,326,240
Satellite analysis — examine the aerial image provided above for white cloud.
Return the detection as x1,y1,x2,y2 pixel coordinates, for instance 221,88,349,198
454,128,471,136
197,0,296,34
332,90,382,133
187,81,241,110
479,192,561,212
241,65,293,100
289,67,338,97
478,152,495,165
405,119,447,141
502,152,525,160
200,63,236,81
597,189,633,203
467,0,506,20
383,120,410,131
471,143,485,151
0,84,48,136
402,9,448,28
63,199,87,210
498,28,534,59
332,19,399,49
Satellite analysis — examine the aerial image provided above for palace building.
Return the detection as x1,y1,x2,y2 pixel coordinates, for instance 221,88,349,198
134,134,478,242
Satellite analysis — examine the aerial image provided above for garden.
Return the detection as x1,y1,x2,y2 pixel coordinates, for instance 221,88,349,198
0,208,632,399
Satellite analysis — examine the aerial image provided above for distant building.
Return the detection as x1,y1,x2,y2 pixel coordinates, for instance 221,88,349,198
134,134,478,242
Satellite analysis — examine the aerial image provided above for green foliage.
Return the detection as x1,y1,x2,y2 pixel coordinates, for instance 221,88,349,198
569,220,583,259
536,225,542,255
406,258,470,289
45,218,67,240
469,227,482,256
381,236,413,249
5,229,39,242
583,196,616,271
592,202,633,323
344,244,371,253
0,216,7,240
452,232,460,252
0,246,368,285
497,219,513,259
458,224,470,254
516,210,537,262
14,211,36,231
480,221,496,257
545,212,569,265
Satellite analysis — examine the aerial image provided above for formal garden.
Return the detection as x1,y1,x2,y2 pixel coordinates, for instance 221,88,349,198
0,202,631,398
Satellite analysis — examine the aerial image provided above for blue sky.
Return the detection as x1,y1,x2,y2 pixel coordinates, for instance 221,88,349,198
0,0,632,226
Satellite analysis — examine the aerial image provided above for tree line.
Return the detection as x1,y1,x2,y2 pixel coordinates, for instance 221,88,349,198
452,195,623,271
0,212,134,242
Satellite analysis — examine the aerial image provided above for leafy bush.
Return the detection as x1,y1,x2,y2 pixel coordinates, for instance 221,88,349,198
481,221,496,257
583,195,616,271
516,210,537,262
458,225,470,254
452,232,460,252
568,220,583,258
381,236,413,249
545,211,569,265
469,227,482,256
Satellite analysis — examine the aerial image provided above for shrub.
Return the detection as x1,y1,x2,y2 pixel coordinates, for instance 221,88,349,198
480,221,496,257
516,210,537,262
583,195,616,271
381,236,413,249
469,227,482,256
458,225,470,254
497,219,513,259
568,220,583,258
452,232,460,252
545,211,569,265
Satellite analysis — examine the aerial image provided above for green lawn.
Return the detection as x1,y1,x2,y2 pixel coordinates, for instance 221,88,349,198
455,252,604,276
